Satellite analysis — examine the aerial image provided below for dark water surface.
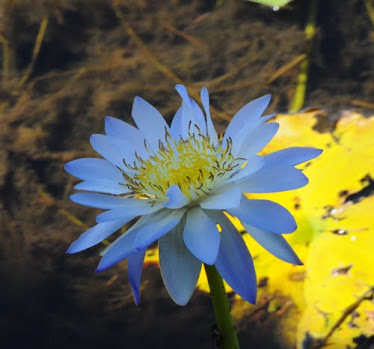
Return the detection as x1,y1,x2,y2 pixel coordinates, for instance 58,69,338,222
1,1,373,348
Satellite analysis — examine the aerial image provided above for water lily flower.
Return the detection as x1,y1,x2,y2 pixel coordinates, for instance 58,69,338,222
65,85,322,306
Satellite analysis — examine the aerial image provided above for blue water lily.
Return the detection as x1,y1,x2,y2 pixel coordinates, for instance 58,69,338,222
65,85,322,306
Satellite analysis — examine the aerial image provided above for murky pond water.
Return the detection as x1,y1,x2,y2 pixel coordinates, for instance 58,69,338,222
1,1,373,348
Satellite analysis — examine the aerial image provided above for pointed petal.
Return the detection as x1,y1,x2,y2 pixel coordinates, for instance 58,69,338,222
190,97,207,135
200,185,242,210
261,113,276,123
224,94,271,143
133,209,186,251
104,116,146,151
164,185,189,209
96,201,162,223
235,122,279,158
128,249,146,305
228,197,296,234
175,85,206,139
183,208,220,265
67,219,127,254
74,180,129,195
226,155,264,183
70,193,136,209
90,134,138,169
209,211,257,304
64,158,124,182
264,147,323,167
96,214,150,272
170,107,183,140
159,221,201,306
200,87,218,145
131,96,169,151
243,224,302,265
236,165,309,193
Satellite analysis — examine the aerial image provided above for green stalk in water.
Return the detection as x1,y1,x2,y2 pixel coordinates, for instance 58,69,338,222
205,264,240,349
289,0,319,112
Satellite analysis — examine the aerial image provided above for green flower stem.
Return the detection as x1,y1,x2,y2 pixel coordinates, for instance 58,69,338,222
289,0,319,112
204,264,240,349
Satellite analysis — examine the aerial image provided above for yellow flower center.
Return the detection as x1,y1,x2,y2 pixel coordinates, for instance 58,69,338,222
121,131,242,202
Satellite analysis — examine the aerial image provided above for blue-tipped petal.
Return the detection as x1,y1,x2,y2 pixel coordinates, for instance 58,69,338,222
64,158,124,182
261,113,276,123
96,214,150,272
133,209,186,251
235,122,279,158
159,221,201,306
132,96,170,151
264,147,323,167
128,249,146,305
224,94,271,143
164,185,189,209
236,165,309,193
209,211,257,304
243,224,302,265
170,107,183,140
183,208,220,265
67,219,128,254
74,180,129,195
226,155,264,183
229,197,296,234
96,201,162,223
70,193,136,209
190,97,207,135
104,116,147,154
175,85,206,139
200,185,242,210
90,134,137,169
200,87,218,145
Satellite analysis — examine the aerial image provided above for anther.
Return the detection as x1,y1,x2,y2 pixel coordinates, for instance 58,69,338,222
144,139,149,152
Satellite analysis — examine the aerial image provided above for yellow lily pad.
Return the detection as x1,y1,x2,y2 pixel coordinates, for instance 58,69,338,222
145,111,374,348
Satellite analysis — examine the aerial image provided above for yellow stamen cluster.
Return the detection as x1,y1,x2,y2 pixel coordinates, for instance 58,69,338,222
121,130,242,203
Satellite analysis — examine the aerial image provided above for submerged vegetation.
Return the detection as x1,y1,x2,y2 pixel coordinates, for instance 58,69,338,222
1,1,374,348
